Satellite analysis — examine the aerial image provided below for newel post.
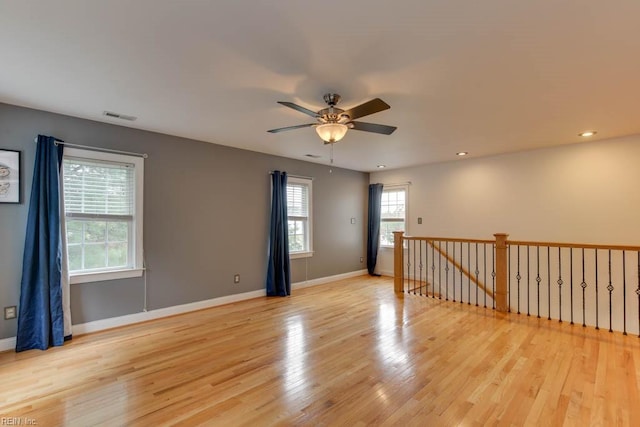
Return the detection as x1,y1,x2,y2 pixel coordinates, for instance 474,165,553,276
494,233,509,312
393,231,404,294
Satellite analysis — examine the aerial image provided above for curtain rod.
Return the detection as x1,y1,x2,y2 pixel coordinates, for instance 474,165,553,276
382,181,412,186
34,137,148,159
269,171,314,181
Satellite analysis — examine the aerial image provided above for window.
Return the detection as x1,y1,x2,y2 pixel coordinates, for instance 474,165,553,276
287,177,313,258
62,148,144,284
380,186,407,247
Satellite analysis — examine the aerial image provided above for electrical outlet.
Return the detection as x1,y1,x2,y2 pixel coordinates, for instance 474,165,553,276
360,257,364,263
418,217,423,224
350,217,356,224
234,274,240,284
4,306,17,320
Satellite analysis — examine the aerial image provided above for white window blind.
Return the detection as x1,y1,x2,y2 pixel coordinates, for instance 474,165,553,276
286,177,313,257
287,182,309,218
63,158,134,219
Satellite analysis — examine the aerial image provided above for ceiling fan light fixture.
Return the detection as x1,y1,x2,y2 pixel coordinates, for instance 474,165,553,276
316,123,348,143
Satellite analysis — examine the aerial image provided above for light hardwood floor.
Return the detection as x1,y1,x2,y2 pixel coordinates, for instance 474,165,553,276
1,275,639,426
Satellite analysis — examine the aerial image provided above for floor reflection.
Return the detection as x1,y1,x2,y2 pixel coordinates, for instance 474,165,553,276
283,315,308,397
376,303,412,370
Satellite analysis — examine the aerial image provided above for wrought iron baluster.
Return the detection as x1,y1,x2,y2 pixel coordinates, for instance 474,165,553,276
413,240,417,295
558,247,563,323
527,246,531,316
607,250,613,333
438,241,442,300
467,242,471,305
484,243,487,308
463,242,468,305
402,237,411,294
460,241,464,304
570,248,574,325
429,240,432,296
637,251,640,337
516,245,521,314
418,240,423,296
623,250,627,335
445,242,449,301
492,245,496,310
536,246,541,319
475,243,479,307
508,245,511,313
452,242,456,302
547,246,551,321
581,248,587,327
432,241,437,299
423,240,427,297
595,249,599,330
424,239,428,296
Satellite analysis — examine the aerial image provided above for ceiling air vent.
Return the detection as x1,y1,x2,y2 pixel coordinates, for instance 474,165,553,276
103,111,137,121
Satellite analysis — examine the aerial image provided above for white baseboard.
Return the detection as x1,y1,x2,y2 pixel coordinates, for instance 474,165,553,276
71,288,267,336
292,269,367,289
0,269,367,352
0,337,16,353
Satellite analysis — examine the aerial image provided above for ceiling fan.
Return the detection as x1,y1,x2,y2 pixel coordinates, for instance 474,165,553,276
268,93,397,144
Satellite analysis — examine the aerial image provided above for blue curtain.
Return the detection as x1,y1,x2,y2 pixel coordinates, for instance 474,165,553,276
367,183,384,275
266,171,291,296
16,135,66,351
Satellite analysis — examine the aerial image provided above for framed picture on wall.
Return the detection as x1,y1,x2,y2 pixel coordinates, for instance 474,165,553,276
0,149,21,204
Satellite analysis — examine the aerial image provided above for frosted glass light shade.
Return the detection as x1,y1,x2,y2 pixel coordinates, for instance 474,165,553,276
315,123,348,143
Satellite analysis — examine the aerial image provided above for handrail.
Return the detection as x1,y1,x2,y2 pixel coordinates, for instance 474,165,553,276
404,236,494,244
507,240,640,252
403,236,640,251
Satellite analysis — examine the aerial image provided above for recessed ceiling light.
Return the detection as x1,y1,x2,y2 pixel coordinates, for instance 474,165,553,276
377,165,386,169
456,152,468,156
579,131,597,137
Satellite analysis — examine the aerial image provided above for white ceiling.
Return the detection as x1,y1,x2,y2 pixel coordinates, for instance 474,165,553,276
2,1,640,172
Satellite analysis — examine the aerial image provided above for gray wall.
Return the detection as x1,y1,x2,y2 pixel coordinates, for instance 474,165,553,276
0,103,369,339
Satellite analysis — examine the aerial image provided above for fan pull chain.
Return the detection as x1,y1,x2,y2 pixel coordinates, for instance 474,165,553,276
329,142,334,173
330,142,334,164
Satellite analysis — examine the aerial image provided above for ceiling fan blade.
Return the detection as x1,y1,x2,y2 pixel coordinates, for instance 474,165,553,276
342,98,390,120
277,101,320,118
267,123,316,133
350,121,397,135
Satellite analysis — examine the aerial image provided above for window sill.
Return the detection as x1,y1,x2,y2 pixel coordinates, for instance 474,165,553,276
70,268,144,285
290,251,314,260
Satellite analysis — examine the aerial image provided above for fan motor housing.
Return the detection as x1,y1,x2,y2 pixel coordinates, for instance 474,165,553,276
318,107,347,123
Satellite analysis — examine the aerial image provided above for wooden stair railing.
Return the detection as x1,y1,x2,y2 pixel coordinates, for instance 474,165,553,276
393,231,509,312
393,231,640,335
